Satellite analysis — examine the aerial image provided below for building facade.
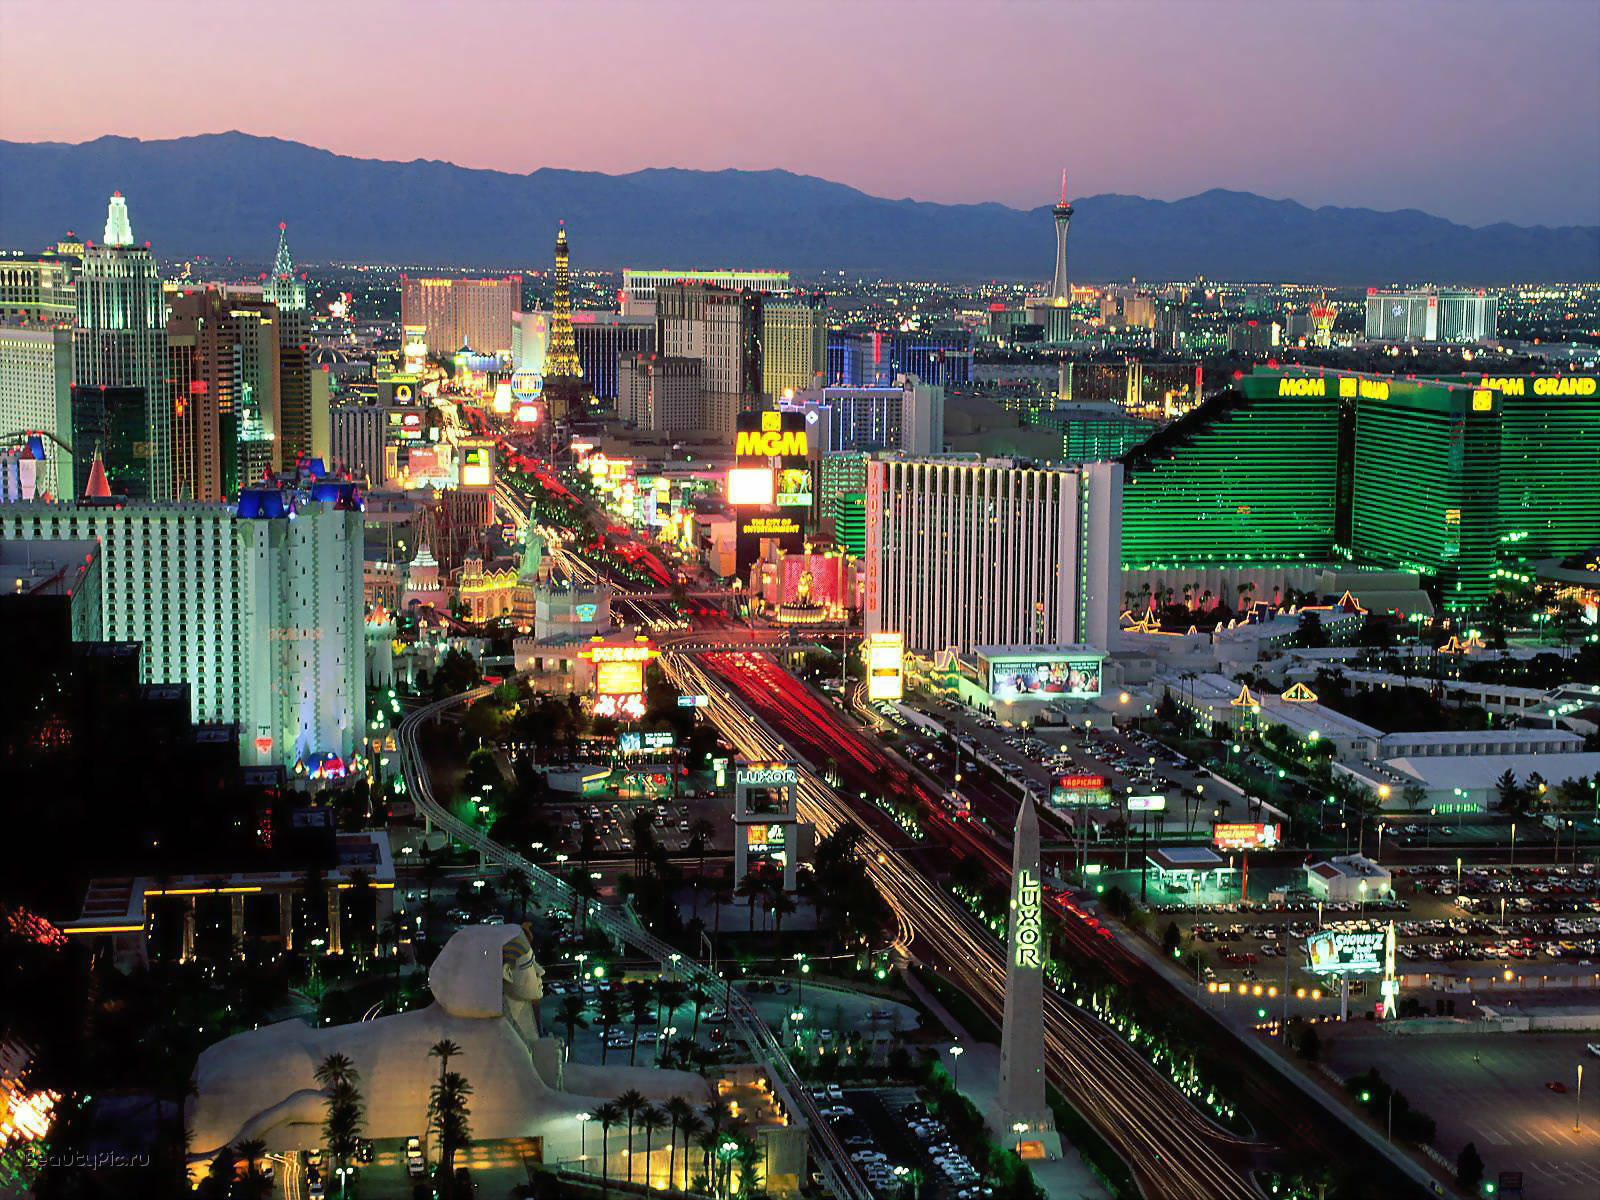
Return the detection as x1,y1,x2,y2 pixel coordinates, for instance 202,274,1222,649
329,402,388,487
618,352,704,431
1364,289,1498,343
863,456,1122,655
73,195,172,499
0,494,365,772
0,257,76,325
0,326,73,495
656,282,764,433
788,379,945,455
621,268,789,315
761,293,828,396
399,276,519,356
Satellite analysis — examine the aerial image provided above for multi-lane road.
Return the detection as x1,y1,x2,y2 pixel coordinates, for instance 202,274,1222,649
669,648,1436,1200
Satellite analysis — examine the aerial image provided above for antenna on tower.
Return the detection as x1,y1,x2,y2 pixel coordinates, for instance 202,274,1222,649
1059,169,1068,206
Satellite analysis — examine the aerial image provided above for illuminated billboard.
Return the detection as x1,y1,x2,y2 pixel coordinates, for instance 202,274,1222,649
1305,930,1385,975
775,466,813,508
1213,823,1281,851
727,467,775,506
735,409,809,460
1127,794,1167,812
581,640,655,721
737,765,799,787
1049,774,1111,807
460,443,493,489
619,730,676,752
987,658,1103,702
864,631,905,702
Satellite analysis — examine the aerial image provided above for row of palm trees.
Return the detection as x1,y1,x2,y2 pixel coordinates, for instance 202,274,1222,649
585,1090,756,1199
553,977,722,1070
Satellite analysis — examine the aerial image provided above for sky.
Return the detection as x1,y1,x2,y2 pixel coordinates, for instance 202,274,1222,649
1,0,1597,228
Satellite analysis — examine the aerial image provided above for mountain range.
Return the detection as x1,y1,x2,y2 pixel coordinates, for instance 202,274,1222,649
1,132,1594,282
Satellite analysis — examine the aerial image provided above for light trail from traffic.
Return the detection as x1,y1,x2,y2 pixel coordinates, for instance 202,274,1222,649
665,650,1261,1200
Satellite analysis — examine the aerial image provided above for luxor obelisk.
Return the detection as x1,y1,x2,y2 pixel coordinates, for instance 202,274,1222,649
994,792,1062,1158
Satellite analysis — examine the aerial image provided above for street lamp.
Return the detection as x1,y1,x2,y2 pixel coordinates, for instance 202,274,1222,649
1011,1121,1027,1155
577,1111,591,1166
949,1044,964,1088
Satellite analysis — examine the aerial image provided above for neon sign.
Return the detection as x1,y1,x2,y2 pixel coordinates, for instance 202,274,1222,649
1014,868,1042,968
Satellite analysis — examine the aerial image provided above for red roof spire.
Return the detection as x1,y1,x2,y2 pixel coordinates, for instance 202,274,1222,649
84,445,112,500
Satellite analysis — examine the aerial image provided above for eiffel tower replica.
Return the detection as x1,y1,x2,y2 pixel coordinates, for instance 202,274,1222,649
543,221,589,423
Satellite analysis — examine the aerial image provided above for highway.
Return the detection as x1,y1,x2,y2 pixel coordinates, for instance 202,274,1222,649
663,650,1263,1200
394,679,875,1200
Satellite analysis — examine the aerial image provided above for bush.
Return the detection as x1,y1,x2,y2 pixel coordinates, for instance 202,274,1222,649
1456,1140,1484,1189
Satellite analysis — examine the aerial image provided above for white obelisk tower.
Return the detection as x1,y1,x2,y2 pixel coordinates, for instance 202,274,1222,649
995,793,1062,1158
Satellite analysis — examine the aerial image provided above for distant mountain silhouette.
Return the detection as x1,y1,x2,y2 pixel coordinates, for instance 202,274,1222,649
1,132,1594,282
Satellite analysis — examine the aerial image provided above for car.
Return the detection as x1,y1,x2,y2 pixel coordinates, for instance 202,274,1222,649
1587,1042,1600,1057
820,1105,855,1118
1546,1080,1569,1093
308,1180,326,1198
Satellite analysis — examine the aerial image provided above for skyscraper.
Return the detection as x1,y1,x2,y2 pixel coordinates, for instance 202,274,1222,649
1051,170,1073,304
0,326,74,495
760,292,828,396
398,275,518,356
73,193,172,498
656,282,765,434
262,223,307,313
863,456,1123,655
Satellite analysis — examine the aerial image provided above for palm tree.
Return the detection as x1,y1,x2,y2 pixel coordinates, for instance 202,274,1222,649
626,984,654,1067
557,994,589,1048
695,1128,718,1196
616,1088,646,1182
637,1104,668,1189
664,1095,695,1190
233,1138,271,1200
428,1069,474,1199
594,1100,624,1193
597,993,623,1065
767,888,796,935
735,871,769,932
656,979,687,1059
315,1054,364,1197
429,1038,462,1084
690,818,716,877
688,984,711,1040
506,870,534,921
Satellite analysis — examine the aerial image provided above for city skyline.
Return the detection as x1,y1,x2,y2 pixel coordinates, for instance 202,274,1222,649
1,0,1597,228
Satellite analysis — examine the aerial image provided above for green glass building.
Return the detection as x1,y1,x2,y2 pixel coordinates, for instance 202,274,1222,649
1119,368,1600,610
1119,381,1344,569
834,491,866,557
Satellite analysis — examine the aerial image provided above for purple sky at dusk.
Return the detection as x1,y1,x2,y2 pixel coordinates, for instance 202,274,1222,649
2,0,1597,228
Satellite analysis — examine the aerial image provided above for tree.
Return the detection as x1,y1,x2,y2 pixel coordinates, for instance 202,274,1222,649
616,1088,647,1183
507,870,535,921
1297,1022,1321,1062
1494,768,1528,814
1161,921,1182,957
767,888,797,935
429,1070,474,1199
679,1112,709,1191
1401,782,1428,812
594,1100,624,1192
626,984,655,1067
688,984,711,1041
557,995,589,1048
1297,611,1327,648
637,1104,668,1188
234,1138,272,1199
315,1054,365,1197
735,871,770,932
597,993,623,1065
1456,1140,1485,1189
664,1095,695,1190
429,1038,462,1085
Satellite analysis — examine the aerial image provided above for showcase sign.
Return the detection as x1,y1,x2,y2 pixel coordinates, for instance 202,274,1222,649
986,657,1103,702
1305,929,1385,975
1213,822,1281,850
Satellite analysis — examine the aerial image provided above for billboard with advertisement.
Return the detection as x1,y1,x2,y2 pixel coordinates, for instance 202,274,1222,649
735,409,809,461
619,730,676,752
1049,774,1111,807
727,467,775,506
775,466,813,508
1127,794,1167,812
1213,822,1281,850
986,656,1103,702
460,442,493,490
736,512,804,573
864,631,905,701
1305,929,1385,975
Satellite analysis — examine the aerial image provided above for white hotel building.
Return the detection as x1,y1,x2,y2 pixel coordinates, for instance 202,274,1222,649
0,496,364,773
864,456,1122,656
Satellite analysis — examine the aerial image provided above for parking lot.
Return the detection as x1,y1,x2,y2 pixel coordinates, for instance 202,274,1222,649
1323,1030,1600,1200
549,791,730,860
818,1087,1000,1200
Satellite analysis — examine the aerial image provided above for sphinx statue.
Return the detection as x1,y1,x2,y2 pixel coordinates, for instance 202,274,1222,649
189,924,712,1160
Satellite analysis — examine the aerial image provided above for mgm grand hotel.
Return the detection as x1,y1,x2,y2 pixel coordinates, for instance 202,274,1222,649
1117,367,1599,613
